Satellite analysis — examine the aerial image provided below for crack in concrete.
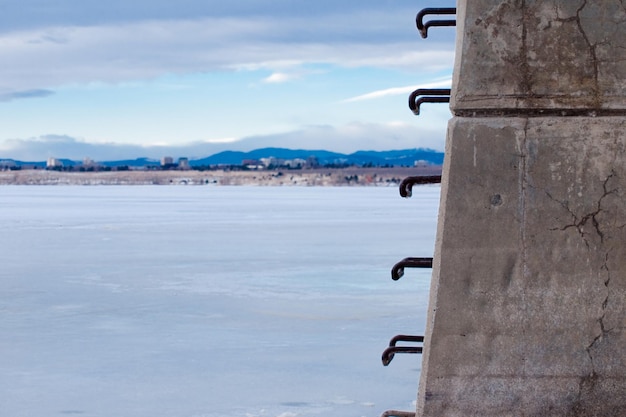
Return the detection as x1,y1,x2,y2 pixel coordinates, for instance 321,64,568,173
575,0,602,107
573,249,613,414
571,369,599,415
519,121,529,265
518,118,530,379
600,252,611,316
619,0,626,15
547,172,617,248
591,251,613,345
549,171,618,413
520,0,531,96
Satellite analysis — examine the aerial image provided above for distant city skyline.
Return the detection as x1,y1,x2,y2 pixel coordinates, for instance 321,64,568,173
0,1,456,161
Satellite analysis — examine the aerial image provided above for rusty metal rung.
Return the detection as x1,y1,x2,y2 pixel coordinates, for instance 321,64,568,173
382,346,423,366
392,257,433,280
399,175,442,198
409,88,451,115
416,7,457,38
388,334,424,346
382,334,424,366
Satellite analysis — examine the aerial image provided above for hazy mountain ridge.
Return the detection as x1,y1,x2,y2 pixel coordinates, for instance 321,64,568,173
1,147,444,168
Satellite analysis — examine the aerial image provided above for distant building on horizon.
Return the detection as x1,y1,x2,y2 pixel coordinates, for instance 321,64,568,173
286,158,306,169
161,156,174,167
242,159,263,170
82,157,98,167
414,159,431,167
178,157,190,170
46,157,63,168
260,157,281,168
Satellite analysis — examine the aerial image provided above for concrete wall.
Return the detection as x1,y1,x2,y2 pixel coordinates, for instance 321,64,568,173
452,0,626,113
417,1,626,415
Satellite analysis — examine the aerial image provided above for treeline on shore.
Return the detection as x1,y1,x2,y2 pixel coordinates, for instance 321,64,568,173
4,162,401,173
0,166,443,186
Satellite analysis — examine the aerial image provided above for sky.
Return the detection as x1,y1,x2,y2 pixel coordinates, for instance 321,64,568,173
0,0,456,161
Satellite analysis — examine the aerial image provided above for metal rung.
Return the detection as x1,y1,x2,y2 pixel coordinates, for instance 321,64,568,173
389,334,424,346
392,257,433,280
409,88,451,115
382,335,424,366
399,175,442,198
382,346,423,366
416,7,457,38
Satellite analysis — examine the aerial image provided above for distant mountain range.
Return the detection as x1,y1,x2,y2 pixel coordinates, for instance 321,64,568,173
1,147,444,168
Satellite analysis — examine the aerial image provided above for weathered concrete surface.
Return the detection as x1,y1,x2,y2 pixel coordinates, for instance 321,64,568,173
415,1,626,414
417,116,626,416
451,0,626,114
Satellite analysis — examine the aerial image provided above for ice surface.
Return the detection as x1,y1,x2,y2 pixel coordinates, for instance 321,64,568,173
0,185,440,417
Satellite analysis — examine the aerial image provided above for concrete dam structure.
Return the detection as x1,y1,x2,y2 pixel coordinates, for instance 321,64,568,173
384,1,626,416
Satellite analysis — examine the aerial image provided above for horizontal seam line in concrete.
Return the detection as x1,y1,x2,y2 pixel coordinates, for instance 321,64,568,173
452,109,626,117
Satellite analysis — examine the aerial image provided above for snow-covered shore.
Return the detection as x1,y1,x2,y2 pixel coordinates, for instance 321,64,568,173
0,166,442,186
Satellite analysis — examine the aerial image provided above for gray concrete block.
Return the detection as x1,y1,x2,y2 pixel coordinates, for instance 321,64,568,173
417,116,626,416
451,0,626,113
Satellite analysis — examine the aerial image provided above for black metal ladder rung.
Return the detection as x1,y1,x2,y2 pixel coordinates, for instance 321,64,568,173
382,334,424,366
391,257,433,280
416,7,457,38
378,9,455,417
399,175,442,198
409,88,451,116
389,334,424,346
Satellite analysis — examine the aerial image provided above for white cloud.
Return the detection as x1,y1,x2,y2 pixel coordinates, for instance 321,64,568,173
343,77,453,102
231,121,447,153
263,72,297,84
0,134,233,161
1,121,447,161
201,137,239,144
0,12,455,94
0,1,456,153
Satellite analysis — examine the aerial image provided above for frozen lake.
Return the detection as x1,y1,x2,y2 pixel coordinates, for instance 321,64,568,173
0,185,440,417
